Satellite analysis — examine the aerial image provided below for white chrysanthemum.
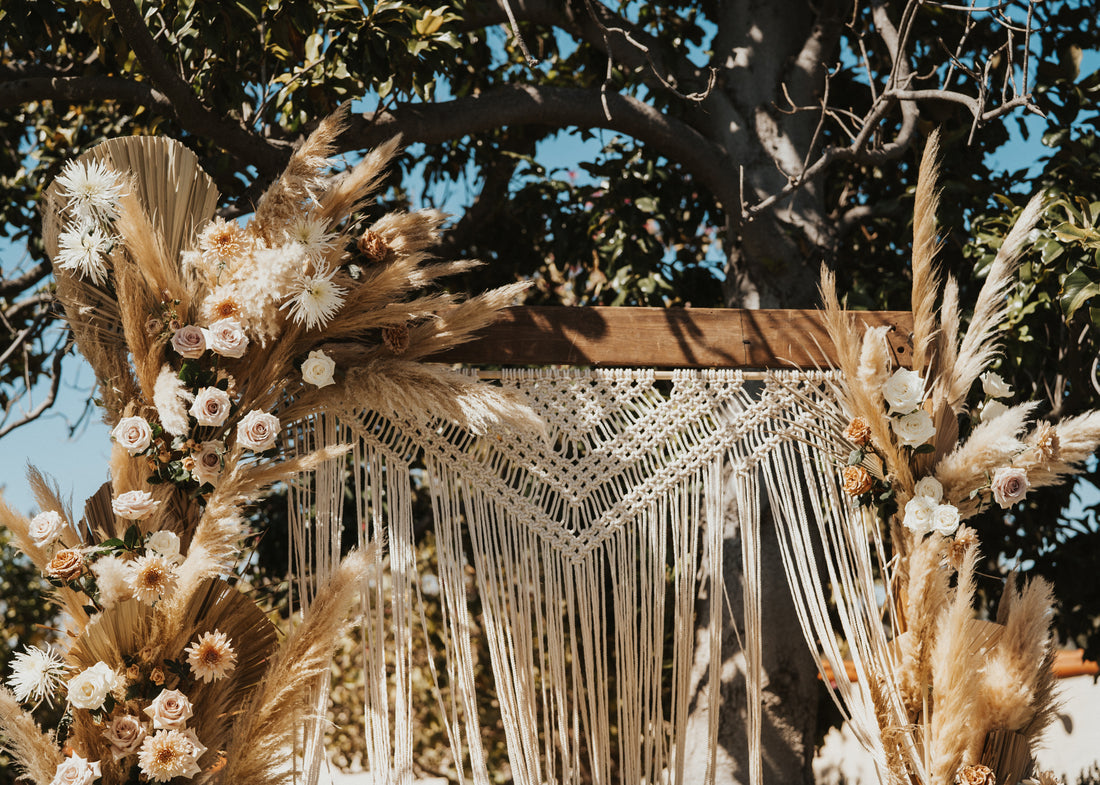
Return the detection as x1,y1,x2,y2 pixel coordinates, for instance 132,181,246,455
127,553,178,604
55,158,125,222
184,630,237,683
138,730,195,782
6,644,66,705
91,554,134,607
286,215,337,261
281,269,346,330
56,222,112,284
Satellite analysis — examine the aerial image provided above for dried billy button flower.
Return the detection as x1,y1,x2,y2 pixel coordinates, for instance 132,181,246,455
956,764,996,785
383,323,410,355
358,228,389,262
844,416,872,446
842,465,874,496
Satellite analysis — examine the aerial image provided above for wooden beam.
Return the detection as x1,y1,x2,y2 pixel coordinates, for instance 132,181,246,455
432,306,914,369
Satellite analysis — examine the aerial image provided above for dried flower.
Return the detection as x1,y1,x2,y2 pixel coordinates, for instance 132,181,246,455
286,215,336,260
301,349,336,388
948,526,979,569
358,227,390,261
383,323,411,355
185,630,237,683
6,644,66,705
170,325,207,359
150,667,165,686
91,554,133,607
46,548,84,582
103,714,147,761
236,409,280,451
111,416,153,455
891,410,935,447
145,317,164,337
1029,421,1060,463
112,490,160,520
991,466,1030,508
883,368,925,414
67,661,119,711
56,158,124,222
144,688,193,730
843,417,872,446
956,763,996,785
29,510,67,548
56,222,112,285
842,465,874,496
138,729,200,782
282,268,346,330
48,753,101,785
128,553,178,604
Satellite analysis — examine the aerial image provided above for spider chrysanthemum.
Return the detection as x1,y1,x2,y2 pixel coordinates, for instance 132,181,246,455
184,630,237,683
55,158,125,222
6,644,66,706
127,553,178,604
56,223,112,284
281,269,346,330
286,215,337,261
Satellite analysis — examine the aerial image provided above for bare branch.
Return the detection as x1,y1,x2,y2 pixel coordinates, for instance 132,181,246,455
0,73,172,114
105,0,291,174
0,260,51,300
0,337,68,439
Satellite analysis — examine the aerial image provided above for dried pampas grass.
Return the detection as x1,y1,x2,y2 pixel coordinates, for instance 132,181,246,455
0,688,63,785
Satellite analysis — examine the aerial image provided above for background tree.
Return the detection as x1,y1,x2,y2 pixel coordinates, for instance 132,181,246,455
3,1,1100,783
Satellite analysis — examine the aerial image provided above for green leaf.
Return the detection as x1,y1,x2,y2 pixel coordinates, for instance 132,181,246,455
912,443,935,455
848,449,864,466
1061,268,1100,318
99,538,126,550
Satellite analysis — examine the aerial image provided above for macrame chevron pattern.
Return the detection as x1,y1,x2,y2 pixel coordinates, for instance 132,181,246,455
287,367,840,785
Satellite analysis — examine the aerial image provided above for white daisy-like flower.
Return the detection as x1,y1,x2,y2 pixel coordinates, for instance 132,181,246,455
6,644,66,706
281,269,346,330
286,215,337,261
137,729,195,782
56,222,112,284
198,217,249,271
127,553,178,604
55,158,125,222
184,630,237,683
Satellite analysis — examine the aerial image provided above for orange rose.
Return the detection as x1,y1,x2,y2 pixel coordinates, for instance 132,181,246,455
842,465,874,496
844,417,872,446
955,764,995,785
45,548,84,582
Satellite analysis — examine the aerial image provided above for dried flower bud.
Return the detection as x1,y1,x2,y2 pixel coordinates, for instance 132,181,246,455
145,317,164,337
956,764,996,785
1030,421,1060,463
383,323,410,355
46,549,84,582
844,417,872,446
358,228,389,262
947,526,979,569
181,456,196,472
842,465,874,496
126,664,142,681
168,318,183,332
149,667,165,686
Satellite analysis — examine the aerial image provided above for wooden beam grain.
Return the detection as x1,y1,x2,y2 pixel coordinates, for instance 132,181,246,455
431,306,914,369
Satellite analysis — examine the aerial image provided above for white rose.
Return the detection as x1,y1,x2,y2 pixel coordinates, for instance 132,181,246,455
891,410,935,447
191,441,223,487
178,729,207,777
111,490,160,521
991,466,1030,509
981,399,1009,423
980,371,1013,399
931,503,961,536
103,714,147,761
67,662,118,711
170,325,207,359
111,416,153,455
914,476,943,503
189,387,232,427
301,349,336,388
882,368,925,414
144,688,193,730
29,510,67,547
206,318,248,358
902,496,937,536
146,531,182,565
236,410,280,451
49,754,101,785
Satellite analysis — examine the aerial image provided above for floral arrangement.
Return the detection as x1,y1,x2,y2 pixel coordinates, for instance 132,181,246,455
789,131,1100,785
0,109,533,785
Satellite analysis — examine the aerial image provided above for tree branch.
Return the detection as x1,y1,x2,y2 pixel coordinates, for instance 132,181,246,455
343,84,739,214
105,0,290,174
0,337,67,439
0,260,51,301
0,72,173,113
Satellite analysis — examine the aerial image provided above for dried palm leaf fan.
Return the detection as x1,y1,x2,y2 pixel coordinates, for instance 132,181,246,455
2,108,538,785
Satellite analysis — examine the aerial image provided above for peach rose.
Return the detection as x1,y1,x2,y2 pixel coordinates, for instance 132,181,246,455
46,549,84,582
842,466,874,496
236,410,279,451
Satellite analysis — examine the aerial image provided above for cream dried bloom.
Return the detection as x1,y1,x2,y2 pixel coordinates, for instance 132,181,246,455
128,552,178,604
138,729,198,782
301,349,336,387
198,217,249,272
914,475,944,502
185,630,237,683
91,554,133,607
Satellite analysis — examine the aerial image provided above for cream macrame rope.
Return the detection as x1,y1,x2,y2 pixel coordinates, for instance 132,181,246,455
288,367,852,785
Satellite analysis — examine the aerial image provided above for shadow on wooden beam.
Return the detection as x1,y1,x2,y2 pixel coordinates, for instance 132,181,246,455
431,306,913,369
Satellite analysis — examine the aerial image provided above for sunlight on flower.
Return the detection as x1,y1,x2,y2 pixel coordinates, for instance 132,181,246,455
6,644,66,706
56,158,125,222
185,630,237,683
56,223,112,284
281,269,346,330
